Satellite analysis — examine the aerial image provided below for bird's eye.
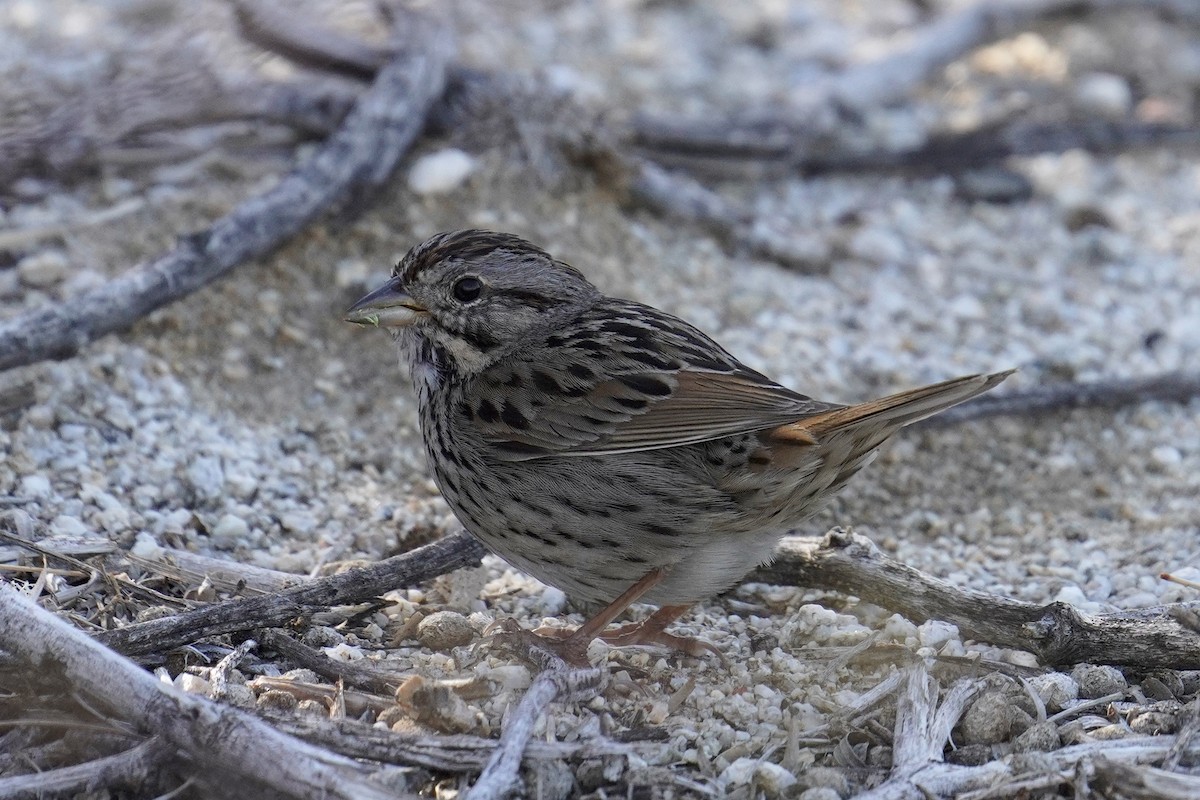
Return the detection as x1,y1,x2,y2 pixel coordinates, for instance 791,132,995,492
452,276,484,303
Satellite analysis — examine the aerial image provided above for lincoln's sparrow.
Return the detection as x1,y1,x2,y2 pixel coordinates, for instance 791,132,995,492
347,230,1010,663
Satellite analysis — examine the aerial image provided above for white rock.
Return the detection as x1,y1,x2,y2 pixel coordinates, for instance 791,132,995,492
130,532,162,559
280,511,317,535
1053,583,1090,607
1151,446,1182,468
17,250,70,288
225,468,258,501
186,457,224,502
323,643,365,662
1028,672,1078,712
49,514,87,536
1075,72,1132,117
486,664,532,691
19,474,51,499
538,586,567,615
176,673,211,695
334,258,370,289
407,149,477,195
159,508,194,535
719,758,796,794
210,513,249,545
918,620,960,649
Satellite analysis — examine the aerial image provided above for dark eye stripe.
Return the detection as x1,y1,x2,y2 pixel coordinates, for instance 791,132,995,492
500,289,555,310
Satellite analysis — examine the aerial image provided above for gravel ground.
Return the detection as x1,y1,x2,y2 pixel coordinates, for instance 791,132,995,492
2,1,1199,797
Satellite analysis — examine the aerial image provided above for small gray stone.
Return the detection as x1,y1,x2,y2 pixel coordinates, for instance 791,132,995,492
186,456,225,502
210,513,249,545
408,148,477,195
1071,664,1126,699
958,690,1034,744
417,610,476,651
19,474,51,499
796,766,848,797
256,690,299,713
1129,711,1177,736
49,514,87,536
301,626,344,648
219,683,257,709
1028,672,1079,713
1012,720,1061,753
17,250,70,288
955,167,1034,204
1074,72,1132,117
799,789,843,800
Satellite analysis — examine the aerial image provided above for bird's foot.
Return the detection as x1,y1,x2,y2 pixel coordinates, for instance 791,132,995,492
484,618,594,668
600,619,725,663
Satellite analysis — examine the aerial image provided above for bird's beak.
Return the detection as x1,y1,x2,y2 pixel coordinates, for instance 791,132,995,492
344,276,428,328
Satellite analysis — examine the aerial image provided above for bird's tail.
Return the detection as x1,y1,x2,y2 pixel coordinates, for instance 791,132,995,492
775,370,1014,441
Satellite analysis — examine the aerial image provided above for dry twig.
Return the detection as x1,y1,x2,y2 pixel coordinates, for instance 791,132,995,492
0,15,452,373
466,647,604,800
632,0,1198,167
923,371,1200,427
0,584,406,800
0,739,173,799
750,529,1200,670
96,531,486,657
267,712,648,774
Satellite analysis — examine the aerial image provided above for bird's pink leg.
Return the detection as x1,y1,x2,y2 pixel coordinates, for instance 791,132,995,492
600,604,723,661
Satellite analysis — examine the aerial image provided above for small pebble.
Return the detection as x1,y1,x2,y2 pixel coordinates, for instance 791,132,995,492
49,514,87,536
955,167,1034,204
175,673,211,695
719,758,796,795
323,643,365,662
210,513,249,545
19,474,51,499
408,149,477,195
417,610,476,651
1071,664,1127,699
17,250,70,288
1027,672,1078,713
958,690,1034,744
1074,72,1133,117
1129,711,1177,736
257,690,299,713
1151,446,1182,468
1011,720,1061,752
220,684,257,709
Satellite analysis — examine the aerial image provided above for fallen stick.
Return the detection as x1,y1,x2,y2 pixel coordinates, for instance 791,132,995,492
750,529,1200,670
465,647,603,800
96,531,486,657
922,371,1200,427
0,14,451,373
0,584,407,800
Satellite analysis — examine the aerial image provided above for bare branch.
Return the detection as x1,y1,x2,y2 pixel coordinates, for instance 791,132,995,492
0,584,408,800
922,371,1200,427
627,159,831,273
632,0,1198,165
267,712,649,774
231,0,389,81
750,530,1200,670
95,532,486,657
466,647,604,800
0,16,452,373
0,739,172,799
259,629,414,696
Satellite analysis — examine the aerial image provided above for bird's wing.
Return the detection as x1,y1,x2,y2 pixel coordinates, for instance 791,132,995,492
468,300,836,460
